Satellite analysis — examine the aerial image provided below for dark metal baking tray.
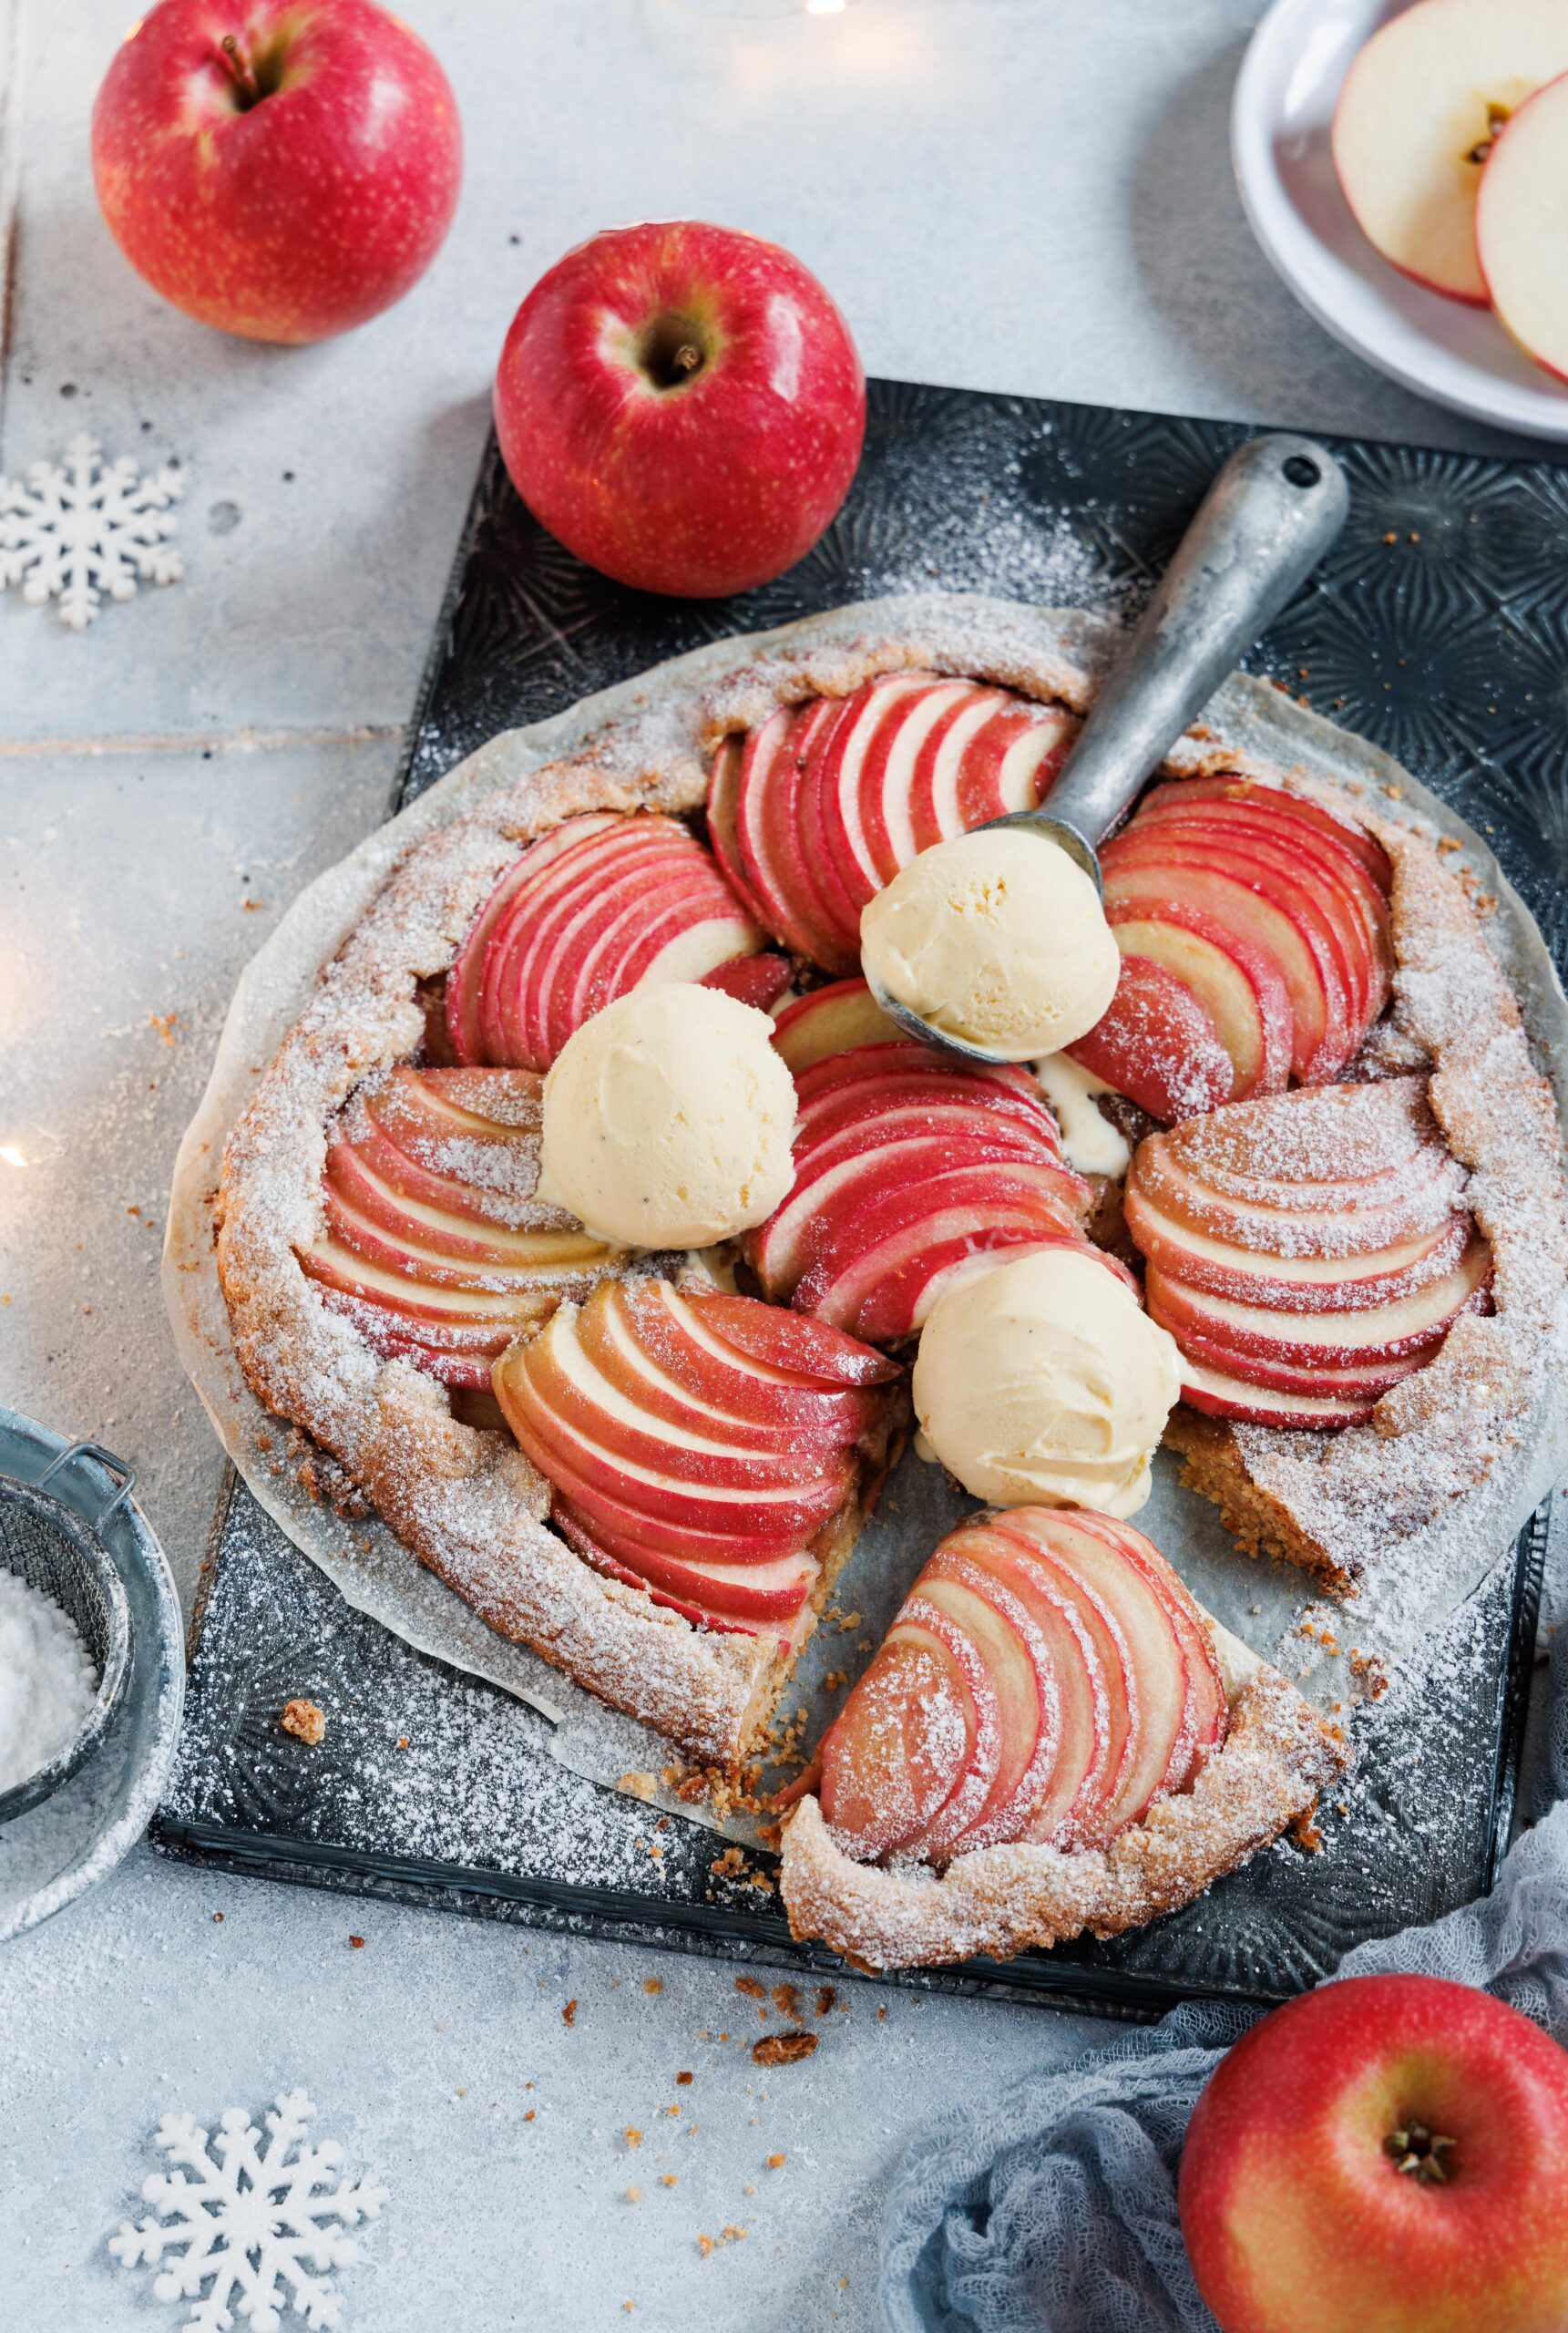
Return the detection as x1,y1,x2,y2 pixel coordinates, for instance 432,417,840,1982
155,379,1563,2013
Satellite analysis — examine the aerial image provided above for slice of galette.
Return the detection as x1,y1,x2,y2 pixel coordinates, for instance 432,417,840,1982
779,1504,1346,1971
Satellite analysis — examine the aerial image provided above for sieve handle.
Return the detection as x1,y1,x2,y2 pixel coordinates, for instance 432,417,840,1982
36,1439,138,1532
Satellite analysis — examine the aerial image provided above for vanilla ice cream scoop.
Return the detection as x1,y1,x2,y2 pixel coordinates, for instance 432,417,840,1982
912,1245,1182,1518
859,826,1120,1062
538,983,797,1249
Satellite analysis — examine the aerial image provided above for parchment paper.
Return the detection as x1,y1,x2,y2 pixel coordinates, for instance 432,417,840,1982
162,597,1568,1841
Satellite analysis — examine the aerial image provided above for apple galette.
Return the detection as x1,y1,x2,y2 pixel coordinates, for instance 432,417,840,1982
215,600,1567,1968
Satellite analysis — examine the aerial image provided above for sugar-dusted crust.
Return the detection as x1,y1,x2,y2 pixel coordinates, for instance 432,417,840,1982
214,592,1568,1771
1159,786,1568,1592
779,1640,1347,1971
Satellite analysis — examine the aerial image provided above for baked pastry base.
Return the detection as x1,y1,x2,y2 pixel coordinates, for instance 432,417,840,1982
779,1631,1347,1971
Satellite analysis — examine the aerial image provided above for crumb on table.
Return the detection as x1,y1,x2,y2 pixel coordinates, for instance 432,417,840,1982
280,1697,325,1745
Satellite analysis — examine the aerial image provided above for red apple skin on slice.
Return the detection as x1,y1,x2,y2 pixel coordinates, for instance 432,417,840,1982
489,1280,895,1637
1476,72,1568,385
990,1507,1192,1845
1132,793,1393,1024
1123,1079,1490,1423
1332,0,1568,305
1069,953,1235,1124
300,1066,622,1388
1141,776,1393,895
819,1623,977,1861
772,979,902,1074
944,1526,1113,1849
1107,908,1288,1101
1106,831,1358,1076
1121,811,1375,1037
448,812,764,1071
698,951,794,1012
815,1506,1228,1869
446,816,620,1063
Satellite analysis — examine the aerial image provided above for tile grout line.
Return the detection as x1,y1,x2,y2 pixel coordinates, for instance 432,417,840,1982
0,722,405,759
0,0,24,470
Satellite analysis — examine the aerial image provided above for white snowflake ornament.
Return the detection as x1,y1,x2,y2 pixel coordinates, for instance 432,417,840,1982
0,430,183,629
109,2088,387,2332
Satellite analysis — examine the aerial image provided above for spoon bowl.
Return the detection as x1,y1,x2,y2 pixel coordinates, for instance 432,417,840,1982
865,810,1101,1066
856,432,1348,1067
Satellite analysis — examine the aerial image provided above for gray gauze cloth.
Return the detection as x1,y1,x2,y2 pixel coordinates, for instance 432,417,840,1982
881,1608,1568,2333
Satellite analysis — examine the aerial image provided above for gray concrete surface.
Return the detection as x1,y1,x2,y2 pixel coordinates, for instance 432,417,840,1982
0,4,1555,2328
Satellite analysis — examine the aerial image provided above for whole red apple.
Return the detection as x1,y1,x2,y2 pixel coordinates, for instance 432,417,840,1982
493,221,866,599
1179,1973,1568,2333
92,0,462,344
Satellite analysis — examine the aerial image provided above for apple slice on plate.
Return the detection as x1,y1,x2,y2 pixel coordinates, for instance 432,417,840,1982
1333,0,1568,304
1477,71,1568,382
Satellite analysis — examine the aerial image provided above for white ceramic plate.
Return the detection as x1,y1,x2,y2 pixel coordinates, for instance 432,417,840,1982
1232,0,1568,440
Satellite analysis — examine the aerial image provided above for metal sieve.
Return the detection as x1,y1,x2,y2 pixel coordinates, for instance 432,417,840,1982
0,1442,135,1824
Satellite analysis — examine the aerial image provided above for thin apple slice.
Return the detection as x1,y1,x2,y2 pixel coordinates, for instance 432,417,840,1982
949,700,1077,830
1140,777,1393,894
1146,1233,1491,1365
446,815,621,1063
301,1238,566,1324
772,979,903,1074
551,1504,804,1639
904,685,1017,852
1108,828,1362,1067
994,1507,1191,1845
1171,1322,1425,1403
1131,807,1376,1036
913,1564,1050,1860
819,1620,977,1860
704,734,774,930
1123,1179,1470,1310
1133,793,1393,1023
1068,953,1235,1123
1108,912,1281,1101
1332,0,1568,304
551,1504,816,1626
951,1526,1113,1848
1179,1357,1377,1429
1062,1510,1227,1781
857,679,983,876
698,952,794,1012
770,698,869,965
1477,71,1568,383
484,819,681,1065
731,705,837,962
812,672,940,908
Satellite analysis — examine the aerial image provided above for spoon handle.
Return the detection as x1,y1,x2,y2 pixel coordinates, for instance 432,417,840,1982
1044,433,1349,851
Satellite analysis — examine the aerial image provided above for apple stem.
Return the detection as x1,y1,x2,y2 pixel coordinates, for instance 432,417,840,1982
218,33,261,105
1384,2122,1456,2184
671,344,702,377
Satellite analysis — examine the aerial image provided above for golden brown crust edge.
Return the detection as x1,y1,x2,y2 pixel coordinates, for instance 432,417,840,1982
778,1662,1347,1972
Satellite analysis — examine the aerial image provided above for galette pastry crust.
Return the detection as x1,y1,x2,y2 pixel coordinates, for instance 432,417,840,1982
215,598,1568,1771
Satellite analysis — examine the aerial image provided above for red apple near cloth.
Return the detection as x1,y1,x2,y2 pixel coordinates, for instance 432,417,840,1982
493,221,866,598
92,0,462,343
1179,1974,1568,2332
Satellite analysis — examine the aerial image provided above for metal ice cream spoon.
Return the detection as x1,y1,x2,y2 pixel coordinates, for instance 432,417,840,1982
865,432,1350,1064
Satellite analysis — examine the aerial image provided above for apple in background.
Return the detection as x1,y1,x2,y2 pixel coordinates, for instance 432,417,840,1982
1331,0,1568,303
493,221,866,599
1178,1973,1568,2333
1476,72,1568,383
92,0,462,343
